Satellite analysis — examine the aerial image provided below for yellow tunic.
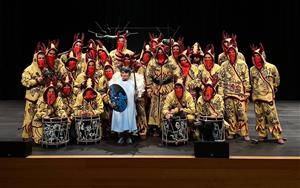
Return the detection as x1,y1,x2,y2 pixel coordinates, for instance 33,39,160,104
32,96,67,143
21,54,45,139
109,49,134,71
146,59,181,126
197,64,221,93
162,90,195,120
60,51,87,77
73,92,104,117
196,94,224,118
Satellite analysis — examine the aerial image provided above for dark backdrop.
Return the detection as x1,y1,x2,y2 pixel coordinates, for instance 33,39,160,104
0,0,299,100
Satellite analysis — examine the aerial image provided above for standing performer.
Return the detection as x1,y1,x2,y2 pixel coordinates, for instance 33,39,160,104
190,42,204,76
21,42,47,142
109,67,139,144
249,43,284,144
146,43,180,136
219,39,251,141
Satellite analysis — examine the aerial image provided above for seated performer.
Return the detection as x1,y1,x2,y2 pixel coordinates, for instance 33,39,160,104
162,78,196,139
109,66,142,144
250,43,284,144
32,83,67,144
73,78,104,117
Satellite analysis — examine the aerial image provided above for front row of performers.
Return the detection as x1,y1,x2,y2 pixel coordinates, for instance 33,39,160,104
21,31,285,145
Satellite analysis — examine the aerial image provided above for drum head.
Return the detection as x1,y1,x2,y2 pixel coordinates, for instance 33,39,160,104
109,84,128,112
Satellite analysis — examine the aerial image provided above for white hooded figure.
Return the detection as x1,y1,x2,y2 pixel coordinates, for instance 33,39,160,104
109,66,144,144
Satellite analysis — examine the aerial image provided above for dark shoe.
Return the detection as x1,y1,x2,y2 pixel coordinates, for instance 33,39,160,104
117,137,125,144
126,137,133,144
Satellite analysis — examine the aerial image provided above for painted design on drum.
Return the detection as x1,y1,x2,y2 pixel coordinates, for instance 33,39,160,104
42,119,68,143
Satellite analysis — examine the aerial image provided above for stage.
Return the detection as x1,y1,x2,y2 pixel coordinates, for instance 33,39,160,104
0,100,299,157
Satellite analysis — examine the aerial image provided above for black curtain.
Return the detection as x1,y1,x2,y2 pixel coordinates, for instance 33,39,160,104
0,0,299,99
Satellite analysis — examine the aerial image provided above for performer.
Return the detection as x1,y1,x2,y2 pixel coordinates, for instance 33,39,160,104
162,78,196,137
32,83,67,144
197,44,221,93
109,31,134,71
190,42,204,76
109,67,140,144
21,42,47,142
168,38,185,67
60,33,86,74
218,31,245,65
148,33,163,53
73,78,104,117
96,40,111,71
146,43,180,136
249,43,284,144
219,40,251,141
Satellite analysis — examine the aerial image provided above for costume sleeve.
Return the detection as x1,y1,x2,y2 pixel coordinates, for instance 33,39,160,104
272,65,280,88
243,63,251,93
34,97,47,120
73,94,84,116
74,73,85,89
92,95,104,115
21,67,38,88
56,98,67,118
196,97,203,116
218,65,225,97
162,93,172,116
181,93,196,115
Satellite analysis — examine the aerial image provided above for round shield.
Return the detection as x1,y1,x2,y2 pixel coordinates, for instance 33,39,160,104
109,84,128,112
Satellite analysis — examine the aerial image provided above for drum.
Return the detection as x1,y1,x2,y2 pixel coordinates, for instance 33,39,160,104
194,116,225,142
161,116,188,145
41,117,69,148
74,116,102,144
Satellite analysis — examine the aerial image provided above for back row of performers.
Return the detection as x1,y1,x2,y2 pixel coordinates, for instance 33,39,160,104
21,31,285,145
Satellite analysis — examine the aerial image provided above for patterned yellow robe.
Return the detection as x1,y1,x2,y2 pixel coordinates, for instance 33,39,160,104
162,90,196,121
60,51,86,76
250,62,283,139
32,96,67,143
73,92,104,117
197,64,221,93
219,58,251,136
196,94,224,118
109,49,134,71
146,59,181,126
21,54,45,139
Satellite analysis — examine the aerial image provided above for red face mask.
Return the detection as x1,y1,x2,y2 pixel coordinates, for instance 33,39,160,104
88,49,97,59
204,59,214,71
142,53,151,64
87,65,95,77
105,69,113,80
47,90,56,105
68,60,77,72
157,49,166,65
203,86,214,102
254,54,263,70
117,39,125,51
47,55,56,69
180,59,190,77
84,90,95,100
228,48,236,64
175,86,184,99
74,46,81,54
172,46,180,59
150,41,158,52
37,59,45,69
99,51,108,62
62,85,72,96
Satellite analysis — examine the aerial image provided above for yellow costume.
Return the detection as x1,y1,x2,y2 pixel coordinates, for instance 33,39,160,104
32,85,67,143
218,51,245,65
250,43,283,140
219,44,251,138
146,44,181,126
21,44,46,140
196,94,224,118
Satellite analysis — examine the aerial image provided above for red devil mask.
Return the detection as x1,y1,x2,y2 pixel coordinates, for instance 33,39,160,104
67,60,77,72
180,57,190,77
253,53,263,70
88,49,97,60
73,42,82,54
46,54,56,70
46,88,56,105
172,46,180,59
203,85,214,102
104,68,113,80
37,54,46,69
84,89,96,100
157,49,166,65
204,55,214,71
142,52,151,64
62,84,72,96
175,85,184,99
117,38,125,52
150,41,158,52
228,48,236,64
87,63,96,77
98,50,108,62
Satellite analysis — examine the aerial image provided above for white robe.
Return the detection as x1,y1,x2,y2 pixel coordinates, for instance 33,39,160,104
109,76,137,133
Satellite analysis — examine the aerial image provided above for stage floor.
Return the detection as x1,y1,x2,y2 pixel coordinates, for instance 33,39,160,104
0,100,299,157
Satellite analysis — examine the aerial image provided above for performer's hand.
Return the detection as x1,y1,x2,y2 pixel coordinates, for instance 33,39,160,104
36,76,44,84
166,113,172,119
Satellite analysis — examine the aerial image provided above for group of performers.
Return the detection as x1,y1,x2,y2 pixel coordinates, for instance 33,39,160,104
21,30,285,145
